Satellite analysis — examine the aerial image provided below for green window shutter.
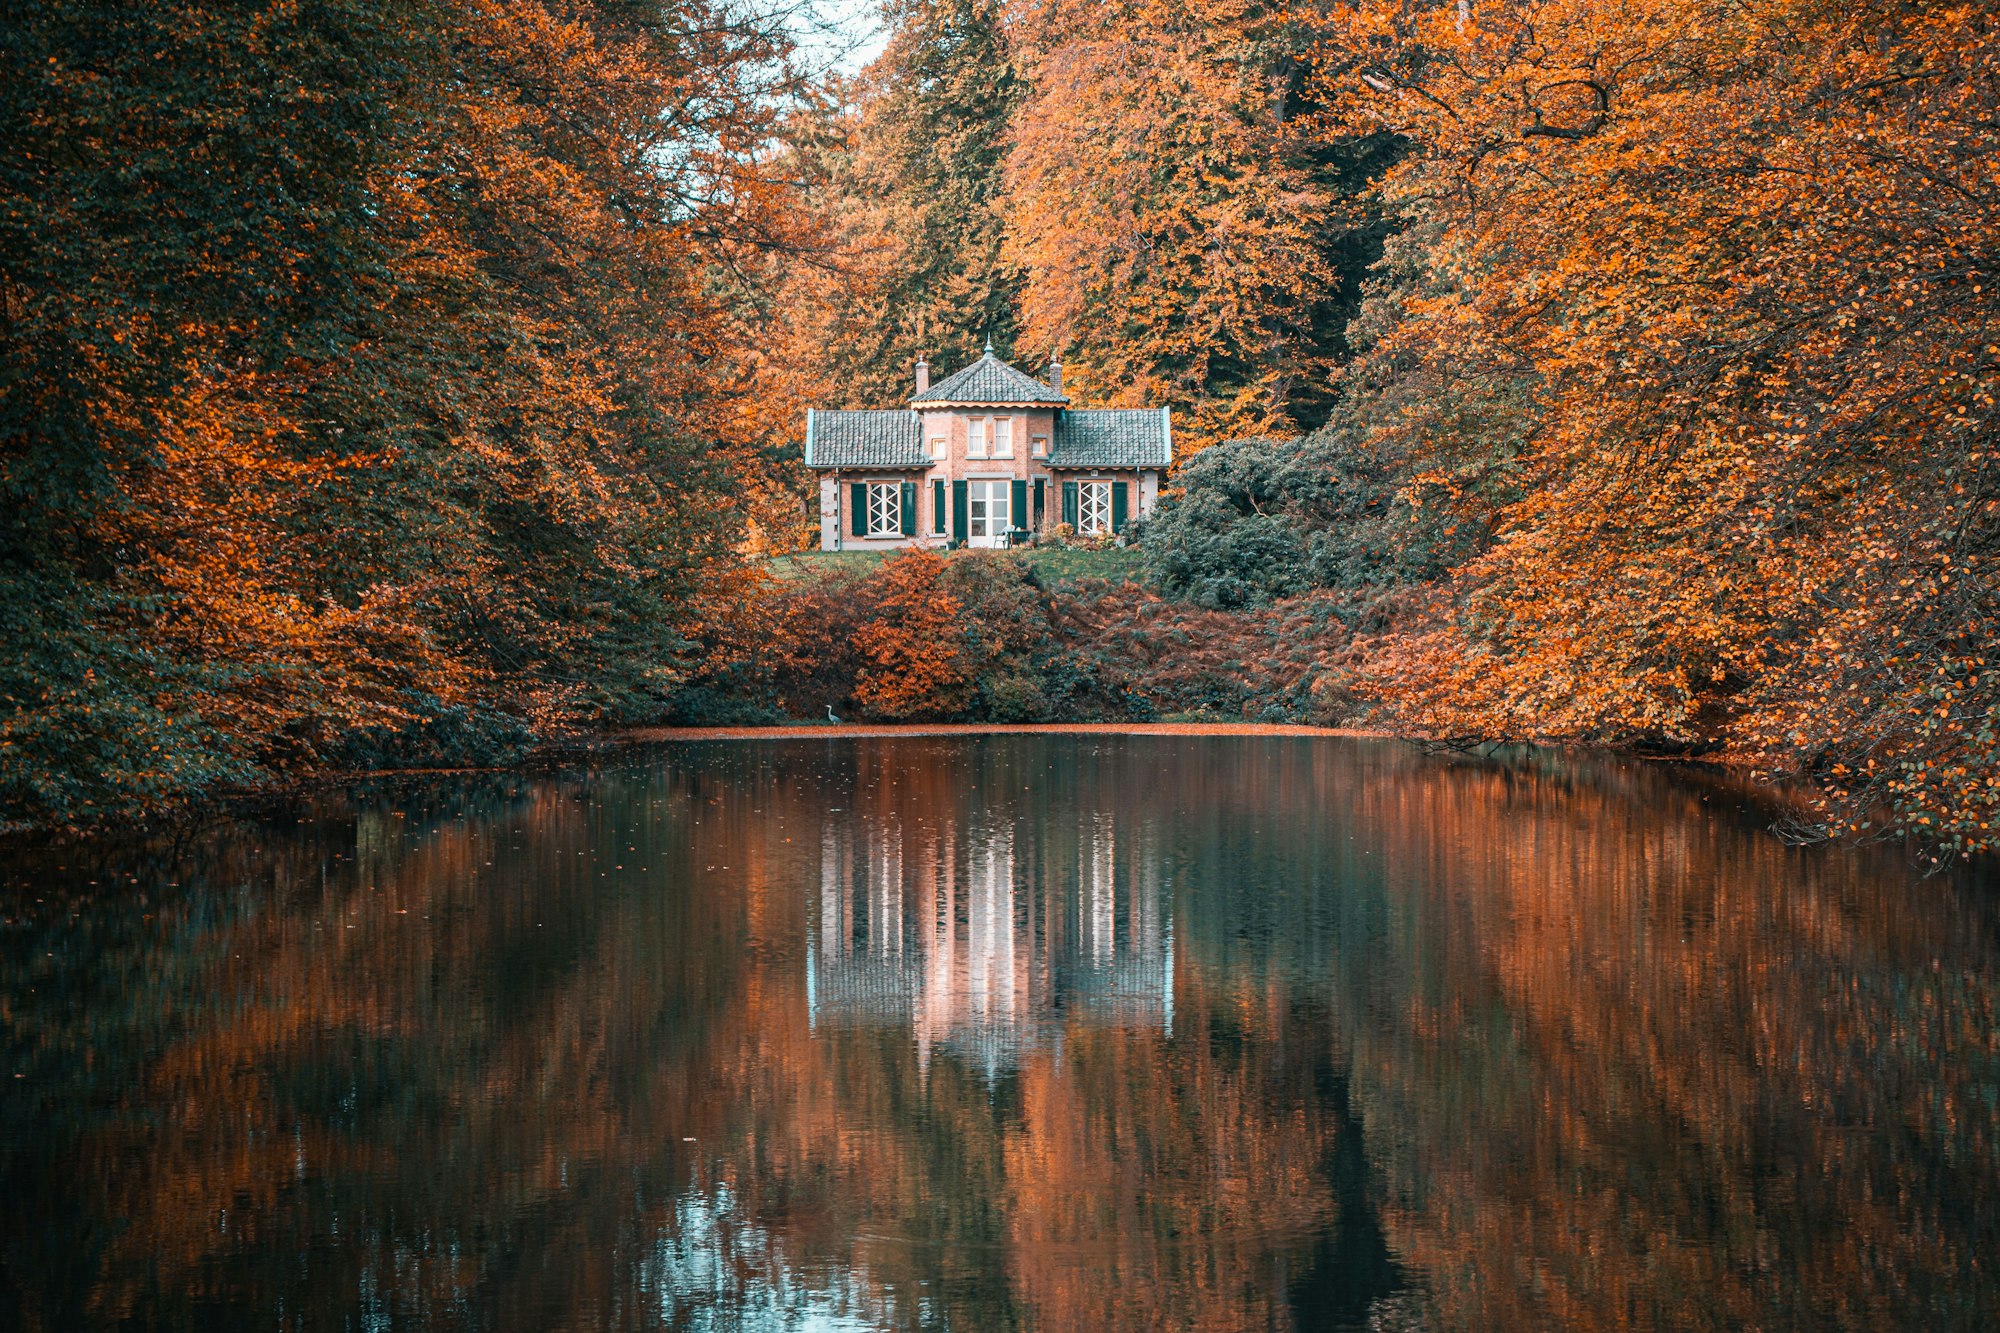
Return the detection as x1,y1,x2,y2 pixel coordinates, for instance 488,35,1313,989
849,482,867,537
1062,481,1078,528
900,481,917,536
952,480,969,544
1034,478,1045,526
932,479,946,534
1010,479,1027,532
1111,480,1129,533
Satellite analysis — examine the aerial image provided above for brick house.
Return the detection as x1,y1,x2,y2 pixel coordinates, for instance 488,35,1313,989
805,344,1171,550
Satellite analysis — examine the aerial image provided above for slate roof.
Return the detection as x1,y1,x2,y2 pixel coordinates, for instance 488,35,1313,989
912,350,1068,406
1047,408,1172,469
804,409,928,469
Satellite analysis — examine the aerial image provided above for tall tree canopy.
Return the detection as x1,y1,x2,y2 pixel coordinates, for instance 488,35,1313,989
1,0,808,827
766,0,1395,440
779,0,1028,406
1312,0,1999,855
1004,0,1397,446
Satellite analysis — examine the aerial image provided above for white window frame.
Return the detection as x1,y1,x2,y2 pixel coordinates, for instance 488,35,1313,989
1079,480,1112,535
967,479,1011,545
866,481,901,537
1031,434,1048,458
929,436,946,459
993,417,1013,458
966,416,989,458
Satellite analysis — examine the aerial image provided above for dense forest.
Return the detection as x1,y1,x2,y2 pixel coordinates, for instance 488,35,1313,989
3,0,1994,858
3,0,806,827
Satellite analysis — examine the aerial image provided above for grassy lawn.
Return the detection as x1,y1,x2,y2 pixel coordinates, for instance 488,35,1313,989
1011,544,1145,584
761,550,890,579
761,545,1145,585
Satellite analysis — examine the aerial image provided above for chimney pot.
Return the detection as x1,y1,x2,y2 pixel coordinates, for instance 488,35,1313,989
915,358,929,395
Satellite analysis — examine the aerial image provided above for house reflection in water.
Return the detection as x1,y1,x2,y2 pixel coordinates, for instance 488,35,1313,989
808,810,1173,1076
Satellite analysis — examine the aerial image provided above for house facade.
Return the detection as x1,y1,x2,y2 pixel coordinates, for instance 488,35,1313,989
804,345,1171,550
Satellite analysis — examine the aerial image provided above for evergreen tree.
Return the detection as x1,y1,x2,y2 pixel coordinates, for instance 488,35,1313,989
821,0,1028,401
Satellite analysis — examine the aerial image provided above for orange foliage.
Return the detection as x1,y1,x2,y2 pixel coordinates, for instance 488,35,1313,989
1313,0,2000,853
851,551,977,719
3,0,816,826
1004,0,1382,449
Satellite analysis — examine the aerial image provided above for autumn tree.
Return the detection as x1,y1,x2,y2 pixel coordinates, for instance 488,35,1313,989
851,551,977,718
1003,0,1398,449
765,0,1399,456
1313,0,1999,855
1,0,812,828
771,0,1028,409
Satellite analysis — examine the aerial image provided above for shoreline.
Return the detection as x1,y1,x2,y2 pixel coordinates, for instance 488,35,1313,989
0,723,1774,850
619,721,1396,742
0,724,1402,845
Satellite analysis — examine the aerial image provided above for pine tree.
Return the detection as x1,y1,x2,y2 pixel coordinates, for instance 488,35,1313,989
819,0,1029,402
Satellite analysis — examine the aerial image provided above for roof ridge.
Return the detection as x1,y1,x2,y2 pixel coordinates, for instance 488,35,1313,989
912,350,1067,406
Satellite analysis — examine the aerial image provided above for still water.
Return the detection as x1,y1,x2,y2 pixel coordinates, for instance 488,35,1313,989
3,735,1997,1330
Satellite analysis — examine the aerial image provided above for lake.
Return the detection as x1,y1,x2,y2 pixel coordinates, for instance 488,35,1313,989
3,734,1996,1330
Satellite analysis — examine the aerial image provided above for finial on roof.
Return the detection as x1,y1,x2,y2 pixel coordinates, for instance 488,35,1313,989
984,334,995,356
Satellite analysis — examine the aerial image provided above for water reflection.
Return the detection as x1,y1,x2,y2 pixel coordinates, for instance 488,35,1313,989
811,811,1172,1077
1,736,1995,1331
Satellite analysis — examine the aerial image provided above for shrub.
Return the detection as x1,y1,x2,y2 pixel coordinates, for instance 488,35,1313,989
1139,426,1476,608
851,552,977,720
668,549,1392,729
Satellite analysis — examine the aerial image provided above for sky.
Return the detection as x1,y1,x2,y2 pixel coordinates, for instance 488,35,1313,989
796,0,891,77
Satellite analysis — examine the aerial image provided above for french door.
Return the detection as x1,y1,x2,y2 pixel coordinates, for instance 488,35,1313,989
967,480,1011,548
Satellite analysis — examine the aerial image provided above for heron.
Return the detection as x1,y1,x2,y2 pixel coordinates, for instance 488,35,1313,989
825,704,841,724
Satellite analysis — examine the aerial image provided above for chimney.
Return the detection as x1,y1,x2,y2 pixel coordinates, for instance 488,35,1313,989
1047,356,1063,395
915,357,929,395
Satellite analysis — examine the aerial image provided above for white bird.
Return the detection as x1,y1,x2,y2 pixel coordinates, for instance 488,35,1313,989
825,704,841,724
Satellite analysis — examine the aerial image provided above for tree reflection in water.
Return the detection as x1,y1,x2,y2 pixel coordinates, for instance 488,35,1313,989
1,736,1994,1331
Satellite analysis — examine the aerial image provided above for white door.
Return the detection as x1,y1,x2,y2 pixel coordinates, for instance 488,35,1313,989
967,480,1011,548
